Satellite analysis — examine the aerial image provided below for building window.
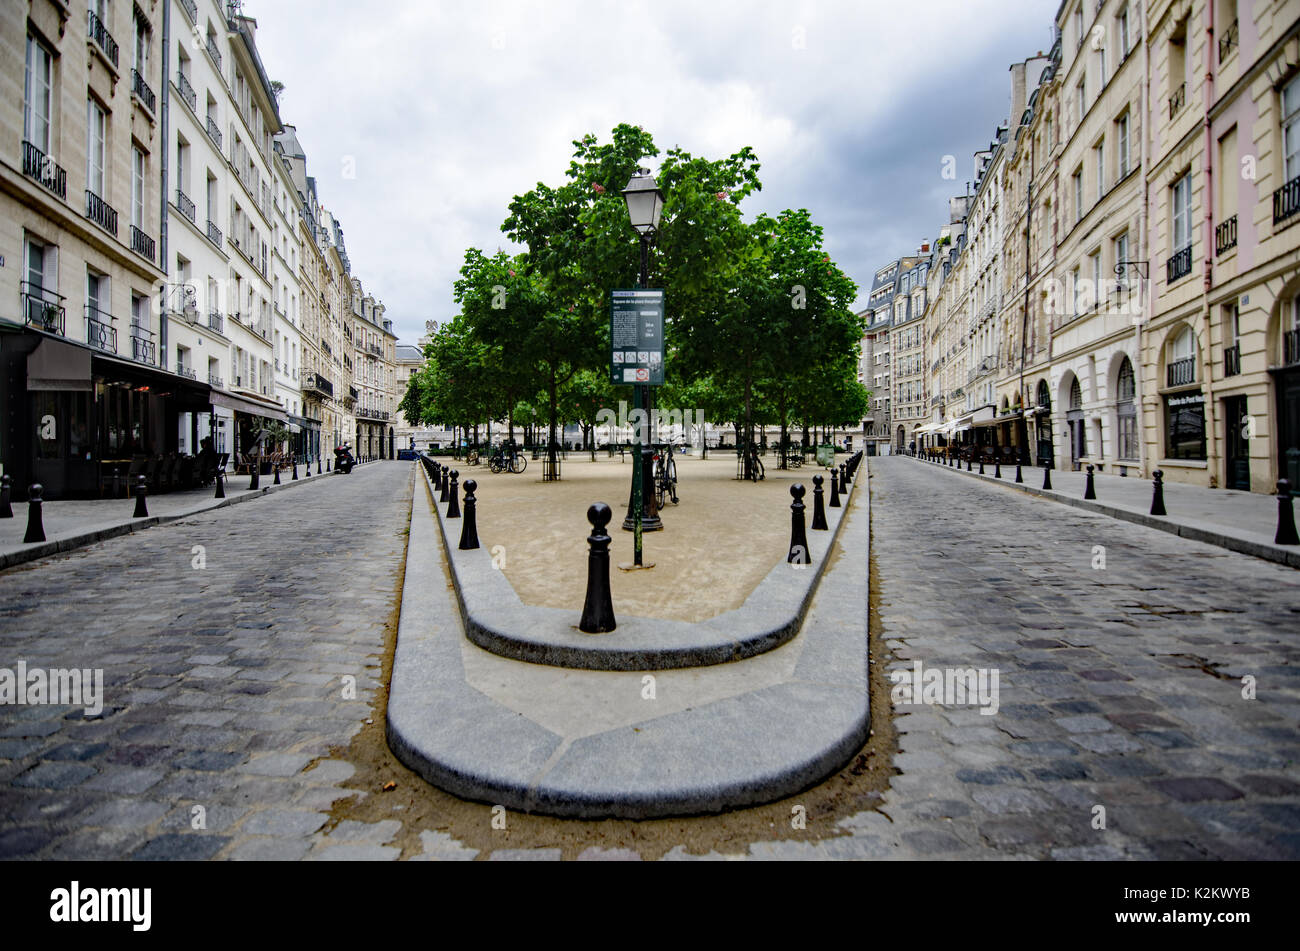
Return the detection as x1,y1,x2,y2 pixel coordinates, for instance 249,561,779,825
1116,112,1130,178
1171,172,1192,253
131,147,145,232
1117,5,1130,58
87,99,106,197
1073,167,1084,223
1116,356,1137,459
24,35,53,154
1094,139,1105,199
1164,390,1206,459
1077,80,1087,125
1284,75,1300,183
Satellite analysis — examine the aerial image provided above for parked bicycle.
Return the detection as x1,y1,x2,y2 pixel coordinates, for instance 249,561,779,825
743,442,765,482
488,442,527,474
652,442,680,508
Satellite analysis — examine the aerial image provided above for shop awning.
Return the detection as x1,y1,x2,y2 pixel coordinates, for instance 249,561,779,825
91,351,212,412
28,338,93,391
210,390,288,422
970,405,1002,428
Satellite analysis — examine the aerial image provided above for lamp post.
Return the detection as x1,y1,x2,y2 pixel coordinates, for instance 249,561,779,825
620,167,664,565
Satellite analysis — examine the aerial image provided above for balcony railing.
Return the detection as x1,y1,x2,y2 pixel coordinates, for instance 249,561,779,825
85,189,118,235
130,225,155,262
321,339,333,356
1166,245,1192,284
179,0,198,24
206,219,222,247
207,311,224,334
176,362,197,380
87,10,119,69
175,188,196,222
1215,215,1237,255
1169,82,1185,119
1218,18,1238,62
131,69,155,114
176,71,197,113
85,307,117,353
206,115,222,149
367,343,383,357
208,372,224,388
304,373,334,398
1274,174,1300,225
205,34,222,71
21,140,67,199
1166,356,1196,387
131,328,157,365
1284,328,1300,366
21,282,65,335
1224,343,1241,377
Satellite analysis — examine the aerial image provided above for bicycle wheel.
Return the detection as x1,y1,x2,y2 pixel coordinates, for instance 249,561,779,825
666,458,678,503
467,449,479,465
512,454,527,474
489,457,502,474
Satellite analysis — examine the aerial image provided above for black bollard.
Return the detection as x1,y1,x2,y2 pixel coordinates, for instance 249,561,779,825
459,479,480,549
1015,462,1024,484
811,474,828,530
979,456,985,475
294,459,300,480
1042,464,1052,491
215,468,226,498
994,457,1001,479
966,454,972,472
1150,470,1167,516
1084,464,1097,500
578,502,616,633
133,475,149,518
840,462,850,488
250,461,260,490
829,469,841,507
439,466,450,503
326,456,331,472
0,474,11,518
23,483,45,543
273,463,281,485
447,470,461,518
433,461,441,493
1276,480,1299,546
788,484,811,565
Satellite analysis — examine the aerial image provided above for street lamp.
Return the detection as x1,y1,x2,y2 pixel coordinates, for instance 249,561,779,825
620,167,664,555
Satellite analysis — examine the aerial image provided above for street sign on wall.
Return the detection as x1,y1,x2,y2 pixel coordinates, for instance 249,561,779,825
610,289,664,386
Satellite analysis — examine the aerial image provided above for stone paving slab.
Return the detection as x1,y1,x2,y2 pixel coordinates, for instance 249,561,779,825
905,454,1300,567
386,460,870,818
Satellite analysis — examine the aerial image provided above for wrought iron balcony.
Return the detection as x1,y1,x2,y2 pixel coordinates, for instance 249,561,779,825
1166,356,1196,387
176,362,197,380
131,69,155,113
206,219,222,247
21,140,67,199
1218,18,1238,62
304,373,334,398
85,307,117,353
131,328,157,365
1169,82,1185,119
206,115,222,149
130,225,155,262
21,282,65,335
1166,245,1192,284
175,188,196,222
205,34,222,71
1224,343,1240,377
207,311,224,334
85,189,118,235
87,10,119,69
179,0,198,24
176,71,197,113
1215,215,1237,255
367,343,383,357
1274,174,1300,225
209,372,224,388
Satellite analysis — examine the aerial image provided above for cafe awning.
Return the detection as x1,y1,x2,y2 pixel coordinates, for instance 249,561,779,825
210,389,288,422
27,338,93,390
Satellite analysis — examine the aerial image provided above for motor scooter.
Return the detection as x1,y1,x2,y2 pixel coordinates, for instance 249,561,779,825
334,445,355,474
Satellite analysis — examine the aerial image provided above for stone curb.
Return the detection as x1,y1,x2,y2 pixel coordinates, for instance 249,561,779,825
385,458,872,818
906,456,1300,569
0,461,382,573
420,458,861,670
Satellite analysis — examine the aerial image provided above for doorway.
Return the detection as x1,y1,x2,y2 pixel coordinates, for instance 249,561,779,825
1223,395,1250,491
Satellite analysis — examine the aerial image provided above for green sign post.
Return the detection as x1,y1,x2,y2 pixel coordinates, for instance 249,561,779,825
611,289,664,567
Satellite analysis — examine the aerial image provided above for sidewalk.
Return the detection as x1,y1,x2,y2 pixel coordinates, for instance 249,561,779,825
0,460,381,572
902,454,1300,568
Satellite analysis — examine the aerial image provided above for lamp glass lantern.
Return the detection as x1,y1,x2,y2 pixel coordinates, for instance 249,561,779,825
622,167,664,235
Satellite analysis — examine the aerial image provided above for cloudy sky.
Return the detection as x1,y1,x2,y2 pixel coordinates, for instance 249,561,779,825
249,0,1057,346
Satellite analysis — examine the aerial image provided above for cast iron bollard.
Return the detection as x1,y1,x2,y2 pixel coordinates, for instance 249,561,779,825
811,474,828,530
1015,462,1024,484
840,462,849,488
978,456,985,474
24,484,45,543
273,462,281,485
829,469,841,507
250,461,260,490
326,456,331,472
994,457,1001,479
447,470,461,518
1084,464,1097,500
578,502,616,633
215,469,226,498
966,454,972,471
439,466,450,503
0,474,11,518
1276,480,1299,546
433,461,441,492
292,459,299,480
1150,470,1167,516
788,484,810,566
133,475,149,518
1042,464,1052,491
459,479,480,549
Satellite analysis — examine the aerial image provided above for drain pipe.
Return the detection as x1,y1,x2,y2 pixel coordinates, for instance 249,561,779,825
1201,0,1219,487
1137,4,1151,477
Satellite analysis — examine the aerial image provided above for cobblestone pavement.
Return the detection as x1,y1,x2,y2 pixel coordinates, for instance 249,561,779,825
834,456,1300,860
0,463,411,861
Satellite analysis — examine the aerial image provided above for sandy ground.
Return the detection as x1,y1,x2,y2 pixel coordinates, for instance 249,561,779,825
461,451,840,622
